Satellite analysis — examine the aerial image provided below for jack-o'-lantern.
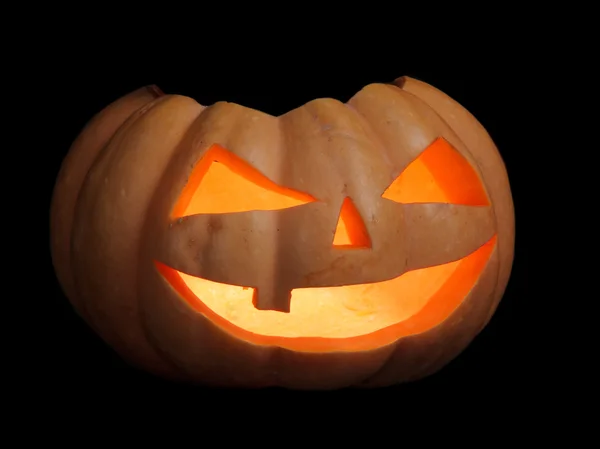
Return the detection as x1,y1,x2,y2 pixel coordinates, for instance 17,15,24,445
50,76,514,389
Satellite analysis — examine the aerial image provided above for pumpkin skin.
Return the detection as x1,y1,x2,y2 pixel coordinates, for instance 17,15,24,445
50,76,514,389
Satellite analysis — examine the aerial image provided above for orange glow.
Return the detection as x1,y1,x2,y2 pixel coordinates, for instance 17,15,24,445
156,235,494,351
172,144,316,218
157,137,495,352
332,197,371,248
382,137,489,205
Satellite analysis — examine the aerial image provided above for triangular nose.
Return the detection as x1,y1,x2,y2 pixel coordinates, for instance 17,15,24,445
332,197,371,248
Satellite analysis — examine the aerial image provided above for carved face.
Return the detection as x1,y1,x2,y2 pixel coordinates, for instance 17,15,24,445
149,92,496,352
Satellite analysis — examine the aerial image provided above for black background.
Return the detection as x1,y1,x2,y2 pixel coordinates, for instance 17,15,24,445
39,52,533,415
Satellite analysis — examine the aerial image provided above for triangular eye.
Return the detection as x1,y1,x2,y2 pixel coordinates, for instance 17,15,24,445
172,144,316,218
382,137,489,206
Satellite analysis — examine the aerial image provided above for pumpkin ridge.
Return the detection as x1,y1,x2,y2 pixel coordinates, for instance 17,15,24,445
51,86,163,322
395,77,513,329
137,100,209,372
72,95,170,323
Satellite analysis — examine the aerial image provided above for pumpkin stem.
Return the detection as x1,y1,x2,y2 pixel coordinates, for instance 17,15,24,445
392,76,406,88
146,84,165,97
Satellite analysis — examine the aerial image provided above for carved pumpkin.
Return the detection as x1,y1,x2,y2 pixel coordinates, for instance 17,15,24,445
50,76,514,389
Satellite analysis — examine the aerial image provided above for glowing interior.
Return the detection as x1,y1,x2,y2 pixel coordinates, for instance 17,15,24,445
156,236,494,350
160,138,493,349
172,144,316,218
171,249,472,337
332,197,371,248
382,137,489,206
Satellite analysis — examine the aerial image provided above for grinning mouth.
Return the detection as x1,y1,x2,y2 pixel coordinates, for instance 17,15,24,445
155,235,496,352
